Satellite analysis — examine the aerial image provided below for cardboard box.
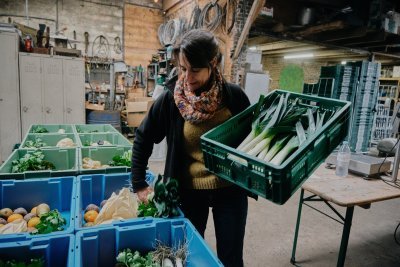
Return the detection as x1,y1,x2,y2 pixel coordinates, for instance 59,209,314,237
125,97,154,127
127,88,145,99
85,102,105,111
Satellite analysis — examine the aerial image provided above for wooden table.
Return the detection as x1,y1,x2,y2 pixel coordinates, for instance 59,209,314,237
290,165,400,267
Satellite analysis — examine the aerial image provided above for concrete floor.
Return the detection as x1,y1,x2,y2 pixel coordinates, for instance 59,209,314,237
148,159,400,267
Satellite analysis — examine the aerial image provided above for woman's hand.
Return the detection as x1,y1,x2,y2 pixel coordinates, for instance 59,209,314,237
136,187,153,204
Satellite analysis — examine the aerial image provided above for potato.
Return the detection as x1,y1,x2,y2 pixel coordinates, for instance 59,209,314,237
0,208,13,218
36,203,50,217
13,207,28,216
24,213,37,222
85,204,99,213
0,218,7,225
100,199,108,208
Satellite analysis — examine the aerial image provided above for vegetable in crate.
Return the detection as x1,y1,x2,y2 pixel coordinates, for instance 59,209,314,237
0,258,44,267
109,150,132,167
137,175,180,218
116,249,158,267
31,126,48,133
23,138,47,148
31,209,66,235
11,150,55,173
235,92,333,166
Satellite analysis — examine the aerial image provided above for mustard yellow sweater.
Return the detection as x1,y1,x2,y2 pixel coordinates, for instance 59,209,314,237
183,107,233,189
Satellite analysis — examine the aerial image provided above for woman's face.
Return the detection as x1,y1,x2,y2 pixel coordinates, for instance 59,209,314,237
179,53,212,92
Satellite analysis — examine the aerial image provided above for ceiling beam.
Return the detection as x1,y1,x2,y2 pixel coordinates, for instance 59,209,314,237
260,45,324,54
232,0,265,60
255,41,308,51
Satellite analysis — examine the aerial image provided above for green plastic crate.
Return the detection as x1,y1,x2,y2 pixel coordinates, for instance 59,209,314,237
201,90,351,205
74,124,119,133
77,132,132,147
0,148,78,179
80,146,132,174
21,133,78,148
28,124,74,134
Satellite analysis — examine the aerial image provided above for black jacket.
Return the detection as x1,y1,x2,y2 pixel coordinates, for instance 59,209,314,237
131,76,250,191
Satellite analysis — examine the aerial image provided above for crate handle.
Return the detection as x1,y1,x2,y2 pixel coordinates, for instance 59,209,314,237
227,153,248,167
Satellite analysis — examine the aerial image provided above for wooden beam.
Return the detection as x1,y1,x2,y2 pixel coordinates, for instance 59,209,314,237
232,0,265,60
256,40,307,51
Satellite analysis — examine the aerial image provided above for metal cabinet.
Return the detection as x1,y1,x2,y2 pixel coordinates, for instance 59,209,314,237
63,58,85,123
0,31,21,163
19,53,85,136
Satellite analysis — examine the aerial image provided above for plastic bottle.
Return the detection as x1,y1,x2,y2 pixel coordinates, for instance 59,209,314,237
336,141,351,177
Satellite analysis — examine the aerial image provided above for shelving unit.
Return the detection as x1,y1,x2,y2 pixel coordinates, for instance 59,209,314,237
371,77,400,144
146,46,174,96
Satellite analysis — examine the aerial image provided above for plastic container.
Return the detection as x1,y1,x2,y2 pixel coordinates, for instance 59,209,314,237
28,124,74,134
21,133,78,148
77,132,132,147
0,148,79,179
336,141,351,177
0,177,76,241
75,172,183,231
201,90,351,204
74,124,119,134
79,146,132,174
0,235,75,267
75,219,223,267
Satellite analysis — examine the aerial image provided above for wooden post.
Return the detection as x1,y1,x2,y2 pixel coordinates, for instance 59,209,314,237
232,0,265,60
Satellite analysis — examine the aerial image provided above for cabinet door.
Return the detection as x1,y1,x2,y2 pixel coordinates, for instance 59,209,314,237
19,53,43,136
0,32,21,163
42,57,64,124
63,58,85,124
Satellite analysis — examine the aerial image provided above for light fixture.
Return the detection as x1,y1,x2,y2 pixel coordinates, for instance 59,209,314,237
249,46,257,51
283,53,314,59
341,61,347,65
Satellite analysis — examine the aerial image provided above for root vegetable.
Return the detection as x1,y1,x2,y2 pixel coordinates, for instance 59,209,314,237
7,213,23,223
13,207,28,216
31,207,37,215
36,203,50,217
28,217,41,228
85,204,99,213
0,208,13,218
24,213,37,222
0,218,7,225
100,199,107,208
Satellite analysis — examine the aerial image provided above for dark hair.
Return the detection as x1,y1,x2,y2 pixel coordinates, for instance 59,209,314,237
173,29,221,69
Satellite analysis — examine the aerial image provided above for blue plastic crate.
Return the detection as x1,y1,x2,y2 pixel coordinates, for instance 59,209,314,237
75,172,183,231
0,177,76,241
75,218,223,267
0,234,74,267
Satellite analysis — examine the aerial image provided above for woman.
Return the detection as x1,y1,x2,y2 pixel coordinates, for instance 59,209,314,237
131,29,250,267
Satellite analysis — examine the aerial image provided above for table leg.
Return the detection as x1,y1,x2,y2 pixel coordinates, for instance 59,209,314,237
291,188,305,265
336,206,354,267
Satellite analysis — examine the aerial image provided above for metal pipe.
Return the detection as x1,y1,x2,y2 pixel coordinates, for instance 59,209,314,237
0,14,56,22
56,0,59,33
25,0,29,26
392,136,400,183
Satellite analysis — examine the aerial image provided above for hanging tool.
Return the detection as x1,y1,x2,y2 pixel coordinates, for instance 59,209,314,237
84,32,89,55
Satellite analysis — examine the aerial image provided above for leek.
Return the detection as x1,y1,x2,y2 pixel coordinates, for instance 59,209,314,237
264,135,291,162
270,136,300,165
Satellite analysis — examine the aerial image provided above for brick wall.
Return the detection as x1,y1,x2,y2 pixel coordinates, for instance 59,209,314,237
0,0,161,63
263,56,329,90
230,0,253,84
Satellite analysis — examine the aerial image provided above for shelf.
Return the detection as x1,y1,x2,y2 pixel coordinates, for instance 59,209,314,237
379,77,400,81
